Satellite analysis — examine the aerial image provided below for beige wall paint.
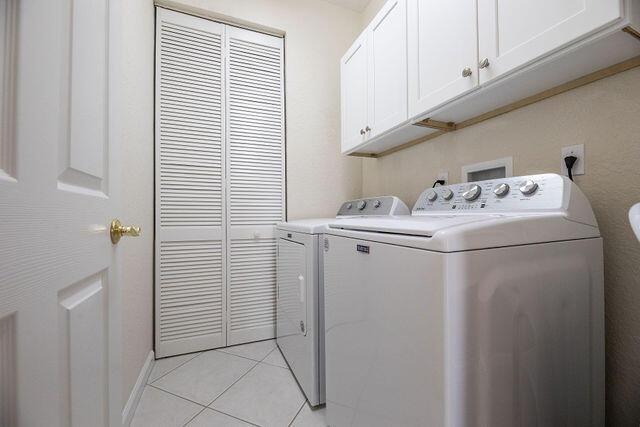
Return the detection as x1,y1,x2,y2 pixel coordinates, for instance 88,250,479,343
120,0,155,407
360,0,386,27
362,67,640,425
166,0,364,219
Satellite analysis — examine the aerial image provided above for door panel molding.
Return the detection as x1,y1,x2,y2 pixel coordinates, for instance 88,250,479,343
0,0,17,182
58,0,110,197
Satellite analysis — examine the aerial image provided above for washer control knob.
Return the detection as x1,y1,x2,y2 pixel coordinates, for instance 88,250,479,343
426,190,438,202
462,184,482,201
442,188,454,201
493,183,510,197
373,199,381,208
357,200,367,210
519,180,539,195
346,203,353,210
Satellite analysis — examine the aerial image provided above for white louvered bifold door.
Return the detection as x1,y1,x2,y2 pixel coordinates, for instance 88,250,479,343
225,27,285,345
155,9,227,357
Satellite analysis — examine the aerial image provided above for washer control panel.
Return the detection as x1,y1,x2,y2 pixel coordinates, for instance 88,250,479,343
413,174,566,214
337,196,410,217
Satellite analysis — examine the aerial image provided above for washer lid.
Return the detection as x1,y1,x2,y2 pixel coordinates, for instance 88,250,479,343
326,213,600,252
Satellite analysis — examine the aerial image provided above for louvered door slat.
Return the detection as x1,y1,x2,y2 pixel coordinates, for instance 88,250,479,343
155,9,226,357
226,25,284,346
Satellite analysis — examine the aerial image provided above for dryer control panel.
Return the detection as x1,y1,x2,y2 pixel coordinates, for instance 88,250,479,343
337,196,410,217
413,174,568,214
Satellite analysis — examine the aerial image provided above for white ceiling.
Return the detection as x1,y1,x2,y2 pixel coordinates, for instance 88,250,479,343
322,0,372,12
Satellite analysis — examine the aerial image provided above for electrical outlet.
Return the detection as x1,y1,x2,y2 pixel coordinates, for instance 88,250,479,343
561,144,585,177
437,171,449,184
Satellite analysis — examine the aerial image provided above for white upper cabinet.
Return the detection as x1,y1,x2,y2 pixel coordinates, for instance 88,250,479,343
367,0,408,138
342,0,639,155
408,0,478,116
341,34,368,153
477,0,623,83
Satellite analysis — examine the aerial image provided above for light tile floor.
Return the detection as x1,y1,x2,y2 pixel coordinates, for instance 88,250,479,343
131,339,327,427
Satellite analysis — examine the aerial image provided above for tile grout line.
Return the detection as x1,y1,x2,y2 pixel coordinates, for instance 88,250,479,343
181,406,207,427
259,347,289,370
205,359,261,408
148,383,209,408
208,407,262,427
260,360,288,370
215,349,273,364
287,400,307,427
203,361,264,426
148,352,202,385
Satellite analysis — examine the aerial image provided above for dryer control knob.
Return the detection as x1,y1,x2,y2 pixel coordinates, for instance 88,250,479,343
493,183,510,197
373,199,382,208
442,188,454,201
463,184,482,201
346,203,353,210
357,200,367,210
426,190,438,202
519,180,538,195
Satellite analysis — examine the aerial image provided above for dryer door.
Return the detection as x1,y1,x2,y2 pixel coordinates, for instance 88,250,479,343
278,236,322,404
277,238,308,339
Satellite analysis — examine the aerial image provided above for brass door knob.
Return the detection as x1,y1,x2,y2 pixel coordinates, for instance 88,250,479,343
110,219,141,244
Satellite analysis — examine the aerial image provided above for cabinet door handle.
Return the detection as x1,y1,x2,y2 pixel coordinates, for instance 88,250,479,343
462,67,472,78
365,126,371,132
360,128,366,135
479,58,490,69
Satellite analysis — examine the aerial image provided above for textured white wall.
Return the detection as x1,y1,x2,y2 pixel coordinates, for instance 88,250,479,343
361,67,640,425
119,0,155,408
166,0,364,219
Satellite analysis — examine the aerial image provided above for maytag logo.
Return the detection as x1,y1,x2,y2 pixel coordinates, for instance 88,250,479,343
356,244,370,254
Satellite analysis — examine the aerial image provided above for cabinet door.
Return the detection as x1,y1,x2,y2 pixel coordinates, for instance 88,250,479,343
341,34,368,153
367,0,407,138
407,0,478,117
478,0,622,84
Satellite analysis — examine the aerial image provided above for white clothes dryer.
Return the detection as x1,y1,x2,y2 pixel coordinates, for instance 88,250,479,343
276,196,409,406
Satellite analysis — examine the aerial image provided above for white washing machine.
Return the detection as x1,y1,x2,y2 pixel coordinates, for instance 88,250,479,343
276,196,409,407
323,174,604,427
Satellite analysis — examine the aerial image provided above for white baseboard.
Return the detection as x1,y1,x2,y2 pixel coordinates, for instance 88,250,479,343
122,350,155,427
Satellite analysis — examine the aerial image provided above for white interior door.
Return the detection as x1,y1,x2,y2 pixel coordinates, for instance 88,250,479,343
478,0,623,84
0,0,123,425
155,9,226,358
226,26,285,346
340,34,368,153
367,0,407,138
407,0,478,116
